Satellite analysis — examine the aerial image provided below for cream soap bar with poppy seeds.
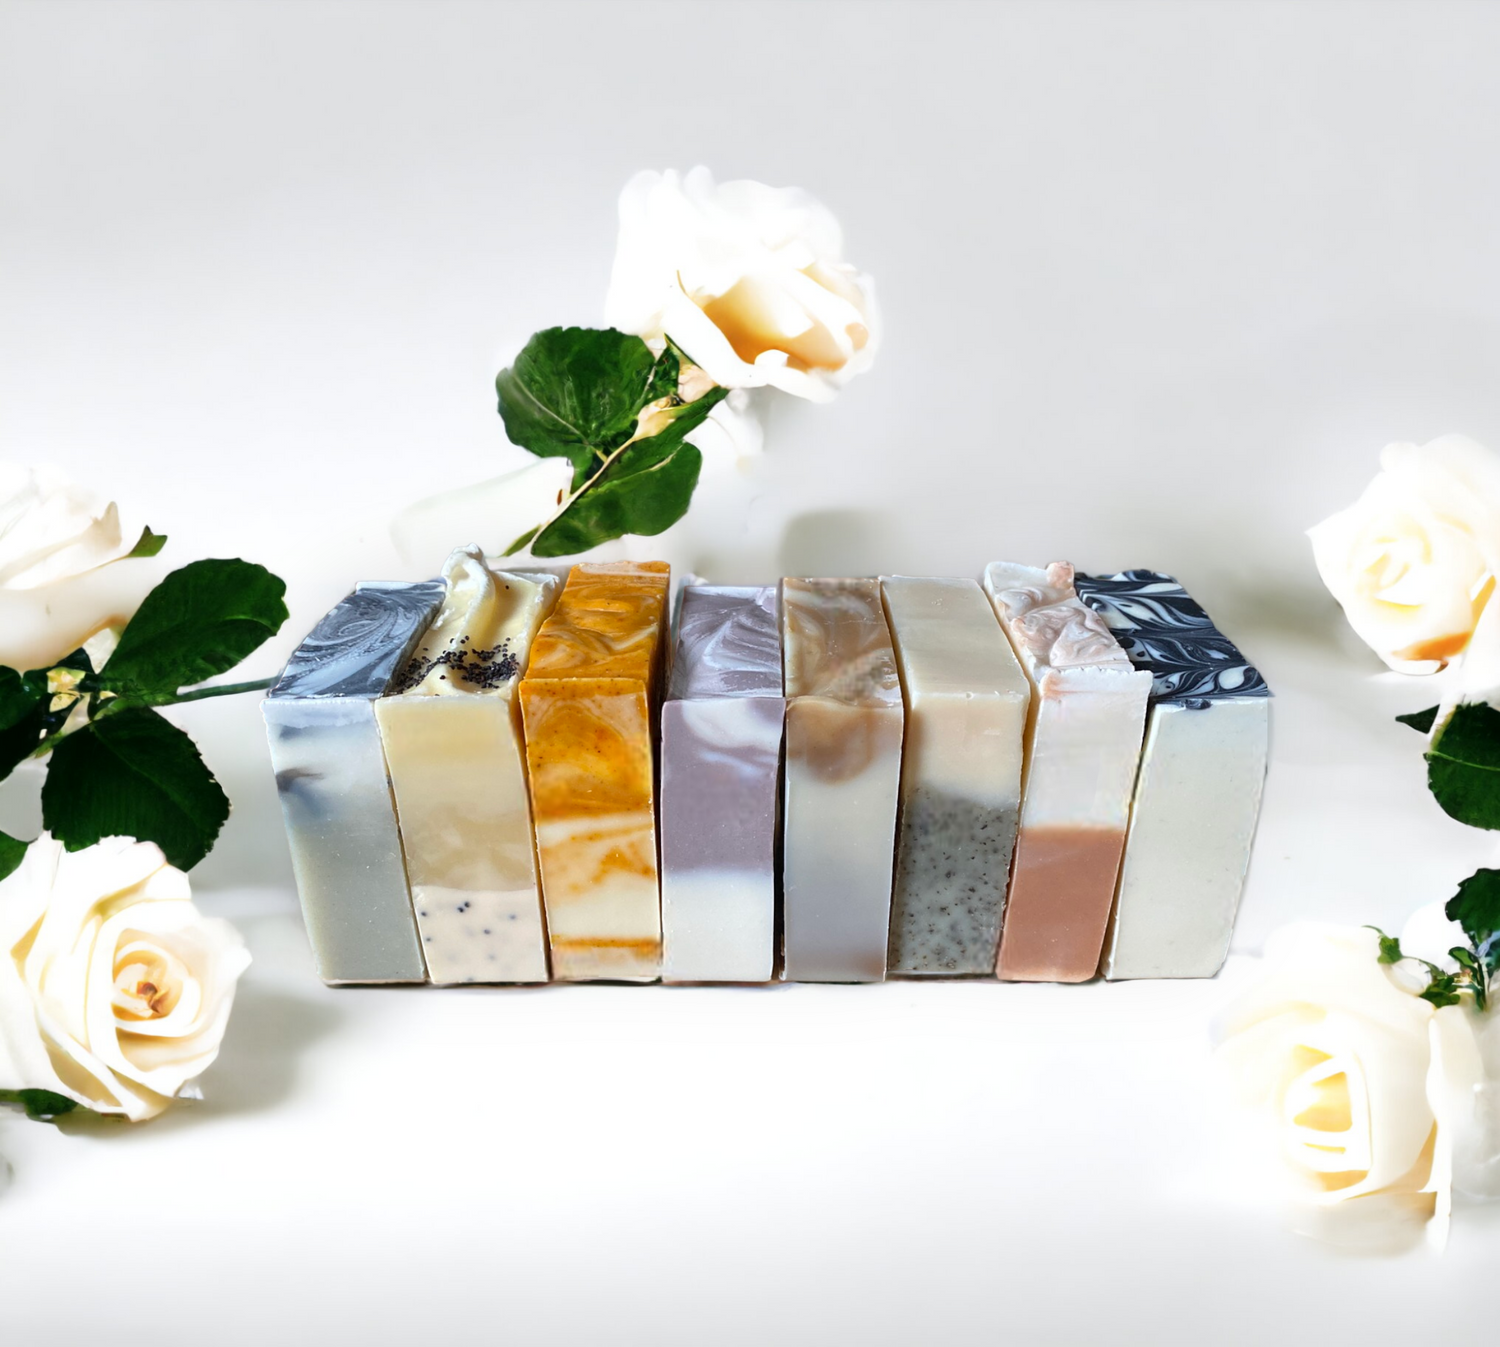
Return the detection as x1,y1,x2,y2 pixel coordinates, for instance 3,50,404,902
780,578,904,983
659,586,784,983
1075,570,1271,980
880,576,1030,975
519,561,671,982
264,580,446,985
983,562,1151,983
375,547,560,985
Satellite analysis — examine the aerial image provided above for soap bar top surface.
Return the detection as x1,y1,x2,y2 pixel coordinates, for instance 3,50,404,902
271,580,446,699
669,586,782,700
525,561,670,683
880,575,1028,698
1074,569,1271,707
982,561,1135,687
390,546,559,697
782,578,901,707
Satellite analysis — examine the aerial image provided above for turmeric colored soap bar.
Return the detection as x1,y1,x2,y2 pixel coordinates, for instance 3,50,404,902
519,561,671,982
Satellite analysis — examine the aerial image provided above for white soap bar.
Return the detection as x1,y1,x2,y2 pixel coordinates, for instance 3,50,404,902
781,578,904,983
983,562,1151,983
880,576,1029,975
1075,570,1271,979
375,547,559,985
659,586,784,983
263,581,445,985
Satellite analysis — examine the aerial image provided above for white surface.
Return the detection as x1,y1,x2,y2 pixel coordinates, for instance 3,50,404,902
2,0,1499,1339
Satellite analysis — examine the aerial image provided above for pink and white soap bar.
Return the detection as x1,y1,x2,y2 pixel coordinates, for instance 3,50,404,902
983,562,1150,983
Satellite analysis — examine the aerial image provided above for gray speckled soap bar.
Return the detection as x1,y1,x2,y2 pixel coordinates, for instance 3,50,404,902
660,586,784,983
880,577,1030,976
263,581,445,984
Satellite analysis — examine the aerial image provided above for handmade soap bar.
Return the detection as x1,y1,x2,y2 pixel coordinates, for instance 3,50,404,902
1075,570,1272,980
519,561,671,982
781,578,904,983
983,562,1151,983
659,586,784,983
263,580,445,984
375,547,559,985
880,576,1029,975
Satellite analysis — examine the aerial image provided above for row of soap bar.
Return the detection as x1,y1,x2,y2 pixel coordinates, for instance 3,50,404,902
264,551,1270,987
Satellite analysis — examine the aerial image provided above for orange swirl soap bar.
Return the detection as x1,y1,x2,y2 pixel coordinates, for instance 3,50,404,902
519,561,671,982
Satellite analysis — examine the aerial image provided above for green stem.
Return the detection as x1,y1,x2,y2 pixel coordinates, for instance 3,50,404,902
139,677,277,706
28,676,277,759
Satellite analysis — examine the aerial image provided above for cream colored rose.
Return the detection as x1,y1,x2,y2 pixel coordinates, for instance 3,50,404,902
0,464,167,672
1308,435,1500,673
1215,923,1477,1249
0,834,249,1121
604,167,878,403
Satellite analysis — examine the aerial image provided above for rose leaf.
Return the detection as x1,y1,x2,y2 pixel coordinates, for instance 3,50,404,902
41,706,229,870
496,327,679,490
0,830,27,882
1419,974,1463,1009
0,1088,81,1122
1446,867,1500,976
98,559,288,696
1426,702,1500,830
1395,706,1438,734
0,667,46,780
528,386,727,558
1367,926,1405,964
125,526,167,558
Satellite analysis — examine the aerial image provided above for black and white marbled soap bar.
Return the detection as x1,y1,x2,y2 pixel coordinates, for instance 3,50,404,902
1075,571,1271,980
263,581,445,984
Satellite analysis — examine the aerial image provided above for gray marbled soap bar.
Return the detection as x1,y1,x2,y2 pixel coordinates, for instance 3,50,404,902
263,581,445,984
659,586,784,983
1074,570,1271,980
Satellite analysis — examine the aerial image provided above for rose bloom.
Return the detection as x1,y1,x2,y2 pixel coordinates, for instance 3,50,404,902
0,834,249,1121
1214,923,1491,1250
1308,435,1500,674
0,463,167,672
604,167,878,403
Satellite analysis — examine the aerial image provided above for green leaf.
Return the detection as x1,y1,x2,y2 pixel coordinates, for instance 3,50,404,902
528,386,726,558
1396,706,1438,734
502,525,541,559
99,559,288,696
41,706,230,870
126,526,167,558
1446,868,1500,970
1369,926,1404,964
0,1088,81,1122
496,328,679,489
1426,702,1500,829
1420,974,1463,1009
0,666,45,780
0,830,27,882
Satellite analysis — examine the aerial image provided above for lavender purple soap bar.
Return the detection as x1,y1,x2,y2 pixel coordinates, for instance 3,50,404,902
659,586,785,983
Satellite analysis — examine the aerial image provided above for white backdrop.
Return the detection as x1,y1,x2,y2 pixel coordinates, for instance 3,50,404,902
2,2,1497,1341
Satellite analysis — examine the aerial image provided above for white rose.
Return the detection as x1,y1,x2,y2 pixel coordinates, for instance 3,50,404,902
0,834,249,1122
1308,435,1500,674
603,166,878,403
1214,923,1481,1250
0,464,167,672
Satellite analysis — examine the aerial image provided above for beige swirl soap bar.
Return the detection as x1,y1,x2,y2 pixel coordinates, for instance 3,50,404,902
781,577,904,983
375,547,559,985
519,561,671,982
983,562,1151,983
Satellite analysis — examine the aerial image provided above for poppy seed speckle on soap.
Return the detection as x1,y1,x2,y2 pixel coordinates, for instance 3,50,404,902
392,633,521,692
